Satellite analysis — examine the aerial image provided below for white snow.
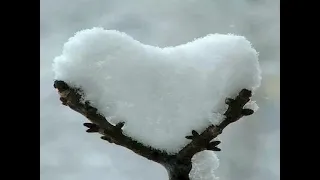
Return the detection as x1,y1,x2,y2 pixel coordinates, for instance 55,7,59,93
53,27,261,153
189,150,220,180
244,100,259,112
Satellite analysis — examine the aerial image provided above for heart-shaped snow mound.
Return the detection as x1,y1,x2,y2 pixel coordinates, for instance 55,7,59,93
53,27,261,153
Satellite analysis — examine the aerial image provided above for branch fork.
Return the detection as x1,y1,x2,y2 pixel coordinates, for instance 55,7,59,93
53,80,255,180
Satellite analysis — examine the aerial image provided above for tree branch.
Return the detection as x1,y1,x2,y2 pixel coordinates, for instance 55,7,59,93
177,89,253,162
53,80,254,180
53,80,172,164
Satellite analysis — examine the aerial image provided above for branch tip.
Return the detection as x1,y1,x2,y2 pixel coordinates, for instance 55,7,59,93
241,109,254,116
191,130,199,137
115,122,125,129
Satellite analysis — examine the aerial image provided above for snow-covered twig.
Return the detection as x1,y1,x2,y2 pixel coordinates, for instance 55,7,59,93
54,80,254,180
177,89,253,161
51,28,262,180
54,80,173,164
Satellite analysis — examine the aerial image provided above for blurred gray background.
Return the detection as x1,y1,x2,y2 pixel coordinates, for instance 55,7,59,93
40,0,280,180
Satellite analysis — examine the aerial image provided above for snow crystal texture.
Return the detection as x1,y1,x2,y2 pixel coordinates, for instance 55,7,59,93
190,150,220,180
53,27,261,153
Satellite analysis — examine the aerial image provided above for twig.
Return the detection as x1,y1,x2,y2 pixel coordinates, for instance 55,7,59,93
53,80,172,164
53,80,254,180
177,89,253,162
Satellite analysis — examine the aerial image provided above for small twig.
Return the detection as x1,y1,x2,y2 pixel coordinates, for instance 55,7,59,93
54,80,172,164
177,89,253,162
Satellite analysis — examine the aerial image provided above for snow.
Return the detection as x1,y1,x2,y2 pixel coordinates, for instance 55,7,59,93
244,100,259,112
189,150,220,180
53,27,261,153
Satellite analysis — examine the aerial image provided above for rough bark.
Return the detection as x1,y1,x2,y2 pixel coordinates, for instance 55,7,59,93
53,80,254,180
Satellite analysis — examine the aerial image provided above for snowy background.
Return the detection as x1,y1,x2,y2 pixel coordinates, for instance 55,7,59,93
40,0,280,180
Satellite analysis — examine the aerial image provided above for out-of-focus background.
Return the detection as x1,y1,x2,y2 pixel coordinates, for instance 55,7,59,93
40,0,279,180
